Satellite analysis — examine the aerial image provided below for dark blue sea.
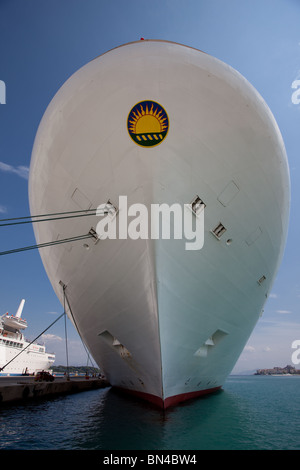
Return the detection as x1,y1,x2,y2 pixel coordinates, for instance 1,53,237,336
0,375,299,453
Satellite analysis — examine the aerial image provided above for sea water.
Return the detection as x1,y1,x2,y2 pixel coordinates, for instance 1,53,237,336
0,375,299,450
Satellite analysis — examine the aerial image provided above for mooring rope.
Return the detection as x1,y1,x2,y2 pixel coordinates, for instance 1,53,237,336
61,283,96,370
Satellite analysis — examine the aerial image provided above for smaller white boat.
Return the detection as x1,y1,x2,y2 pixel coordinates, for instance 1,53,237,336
0,299,55,376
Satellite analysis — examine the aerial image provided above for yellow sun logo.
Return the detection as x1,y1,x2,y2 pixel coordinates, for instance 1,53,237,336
127,100,169,147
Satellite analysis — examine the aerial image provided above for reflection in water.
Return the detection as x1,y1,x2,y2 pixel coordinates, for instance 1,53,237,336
0,376,299,450
70,386,255,450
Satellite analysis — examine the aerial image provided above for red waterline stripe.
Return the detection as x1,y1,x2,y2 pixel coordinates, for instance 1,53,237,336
115,386,221,409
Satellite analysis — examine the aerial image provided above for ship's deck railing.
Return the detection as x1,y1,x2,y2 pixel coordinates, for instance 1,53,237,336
0,328,23,340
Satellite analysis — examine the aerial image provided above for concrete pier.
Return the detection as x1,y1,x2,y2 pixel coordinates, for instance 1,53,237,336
0,376,110,404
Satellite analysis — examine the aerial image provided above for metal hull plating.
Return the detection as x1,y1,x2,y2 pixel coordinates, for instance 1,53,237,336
29,41,290,408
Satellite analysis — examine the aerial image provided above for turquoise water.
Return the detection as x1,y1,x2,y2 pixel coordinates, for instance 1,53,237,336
0,375,299,450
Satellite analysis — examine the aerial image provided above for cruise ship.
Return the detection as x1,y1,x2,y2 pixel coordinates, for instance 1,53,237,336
29,40,290,408
0,299,55,376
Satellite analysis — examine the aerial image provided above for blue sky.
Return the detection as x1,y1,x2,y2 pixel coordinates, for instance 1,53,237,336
0,0,299,372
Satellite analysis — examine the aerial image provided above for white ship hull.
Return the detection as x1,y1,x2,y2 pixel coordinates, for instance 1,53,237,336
0,336,55,376
29,41,290,408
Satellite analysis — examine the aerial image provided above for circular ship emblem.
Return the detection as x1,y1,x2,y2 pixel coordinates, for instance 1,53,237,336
127,100,169,147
